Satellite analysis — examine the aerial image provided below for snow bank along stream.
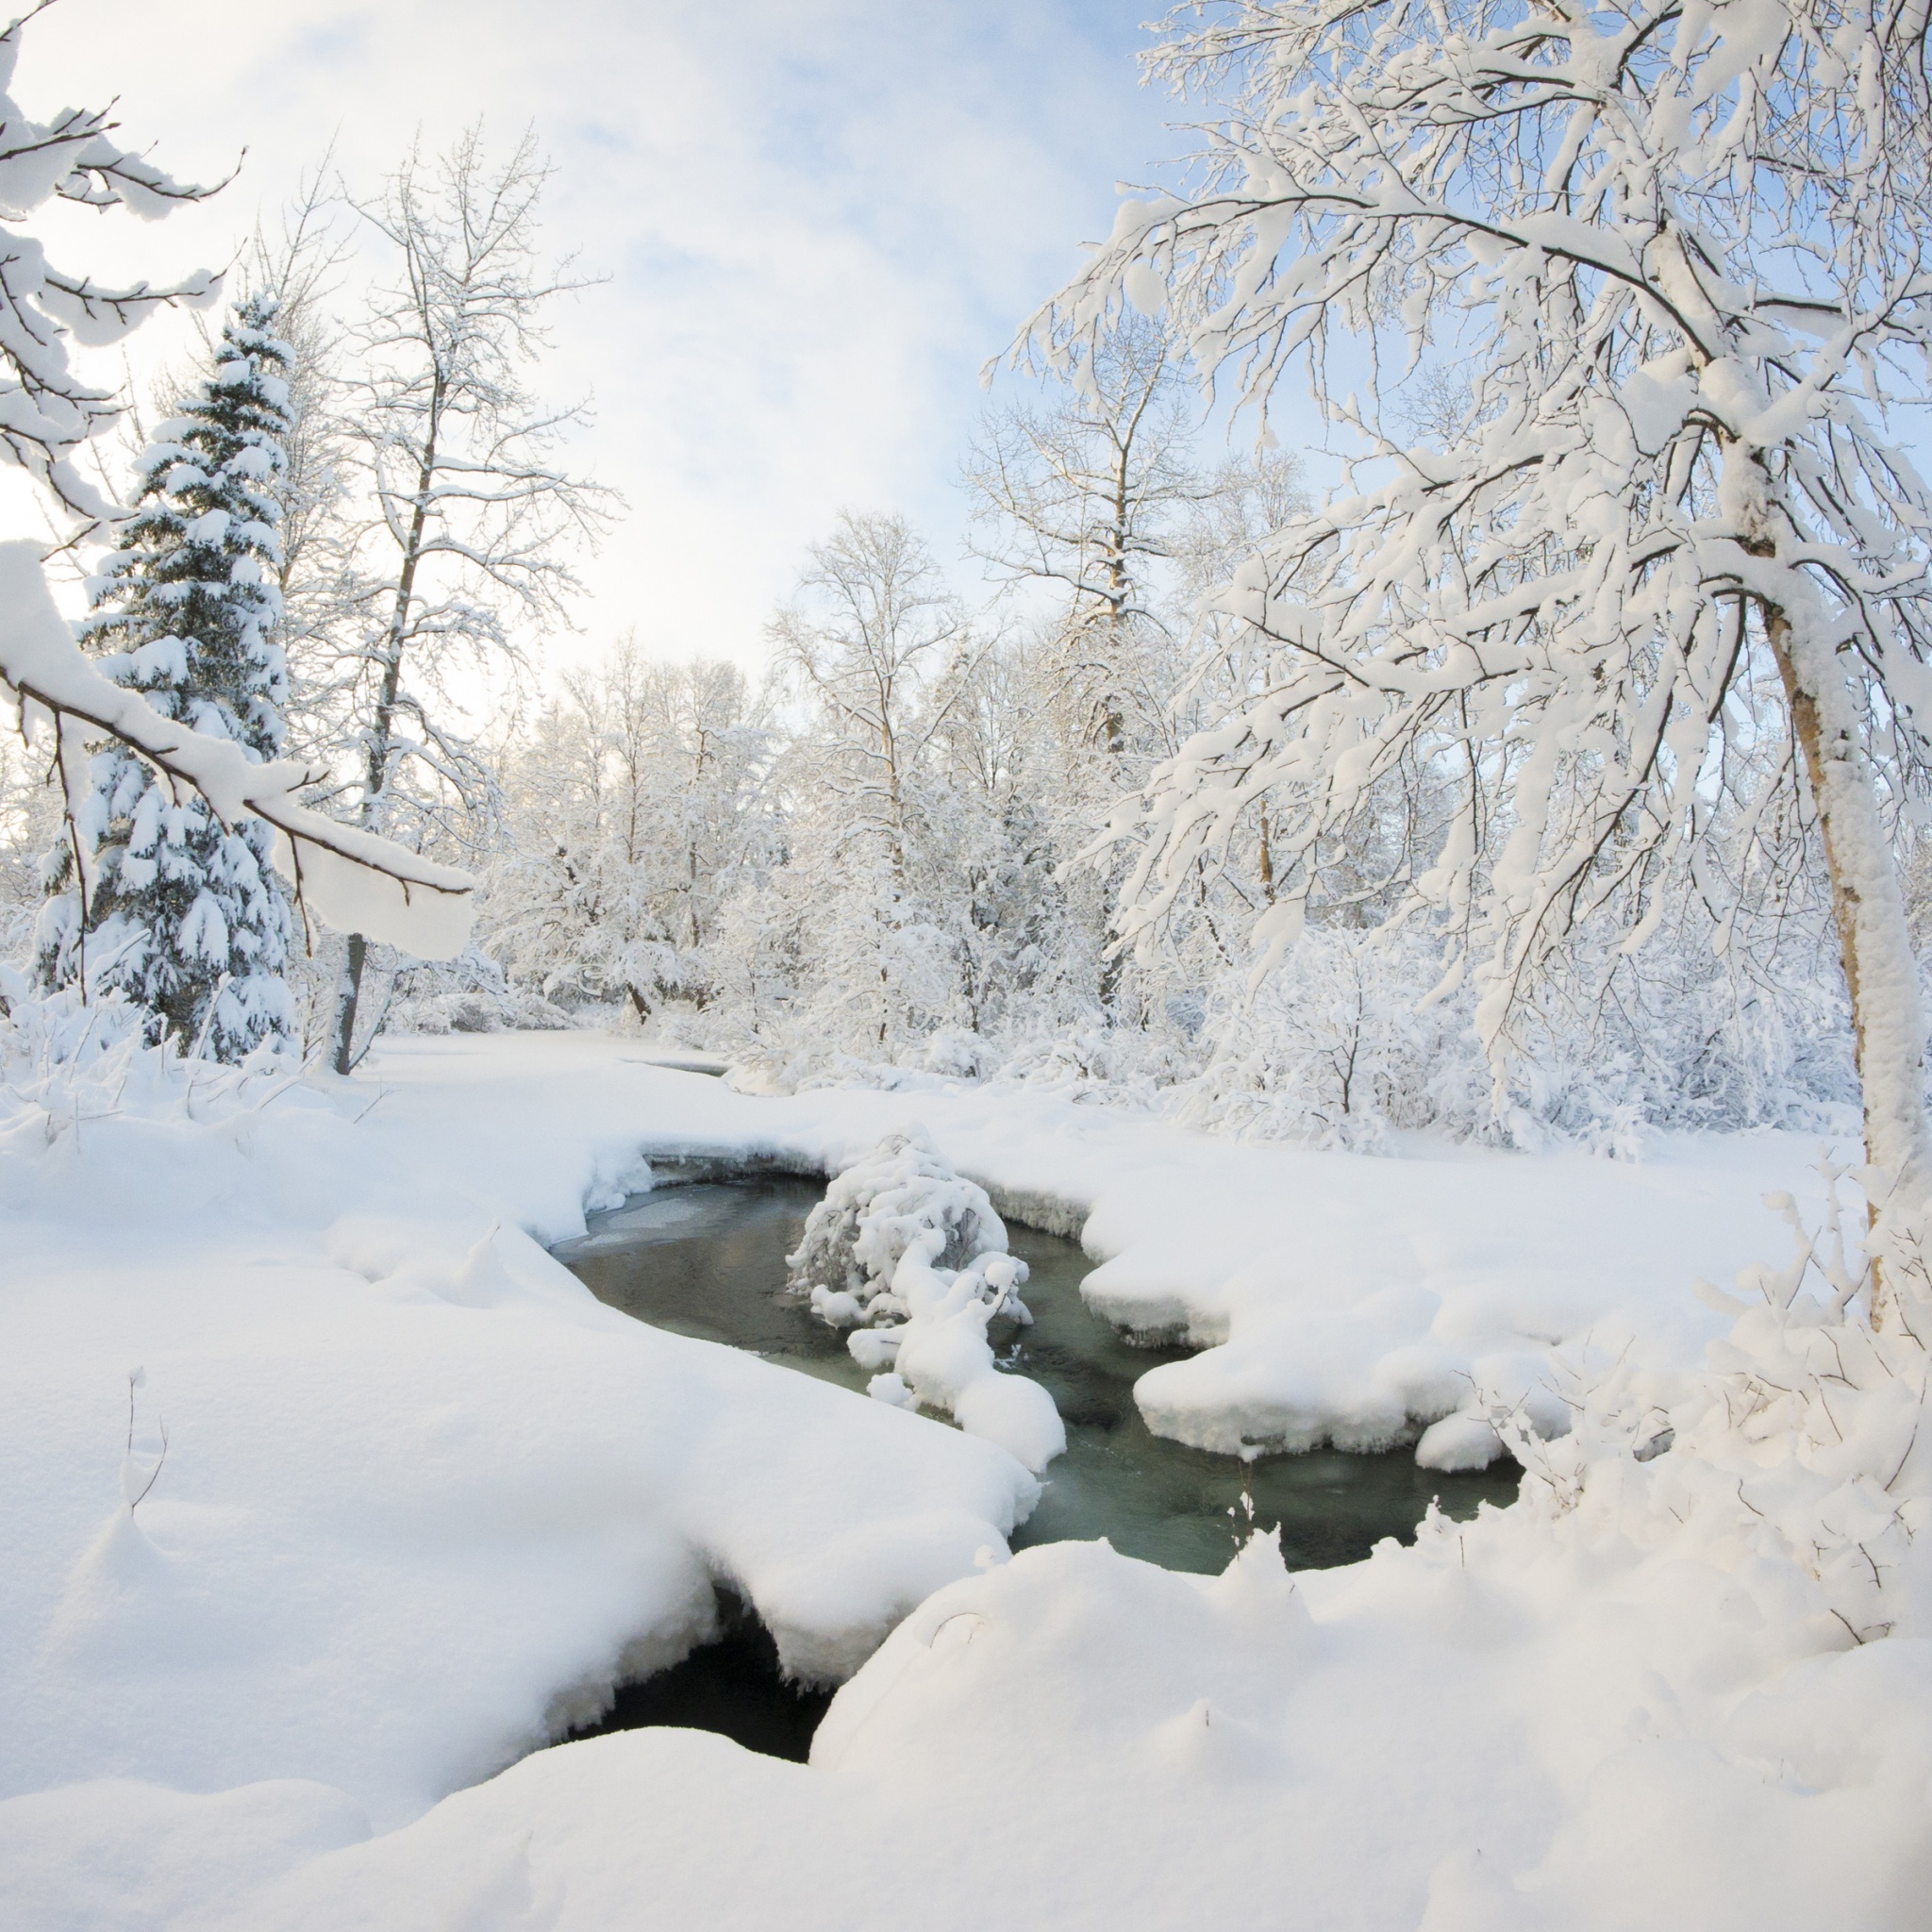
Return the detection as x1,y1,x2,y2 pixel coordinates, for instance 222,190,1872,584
7,1037,1914,1931
551,1164,1519,1753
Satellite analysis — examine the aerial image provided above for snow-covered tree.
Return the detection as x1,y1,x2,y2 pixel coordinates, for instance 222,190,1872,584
966,334,1313,1031
0,10,475,976
325,125,613,1072
491,642,774,1019
242,164,369,780
1033,0,1932,1307
764,512,980,1057
0,8,223,530
918,638,1087,1041
966,314,1208,760
38,295,297,1058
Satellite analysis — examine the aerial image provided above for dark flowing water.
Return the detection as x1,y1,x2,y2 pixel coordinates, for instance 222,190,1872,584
560,1591,831,1763
555,1178,1519,1575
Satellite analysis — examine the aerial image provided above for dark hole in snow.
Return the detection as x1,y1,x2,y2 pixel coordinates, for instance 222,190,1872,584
555,1177,1520,1577
563,1591,831,1764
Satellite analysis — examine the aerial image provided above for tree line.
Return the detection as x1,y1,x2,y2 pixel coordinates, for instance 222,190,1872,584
7,0,1931,1203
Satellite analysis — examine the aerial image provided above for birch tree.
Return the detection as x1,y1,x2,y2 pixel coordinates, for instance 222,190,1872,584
326,125,611,1072
1031,0,1932,1315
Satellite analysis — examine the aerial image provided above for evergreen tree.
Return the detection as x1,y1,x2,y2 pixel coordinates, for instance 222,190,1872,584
38,295,300,1060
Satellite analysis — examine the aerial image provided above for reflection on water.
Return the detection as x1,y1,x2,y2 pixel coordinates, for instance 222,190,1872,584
555,1179,1519,1575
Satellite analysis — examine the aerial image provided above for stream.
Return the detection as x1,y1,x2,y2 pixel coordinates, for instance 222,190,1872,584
550,1174,1518,1757
556,1175,1521,1571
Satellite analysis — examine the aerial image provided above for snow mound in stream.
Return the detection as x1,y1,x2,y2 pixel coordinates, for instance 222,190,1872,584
789,1128,1066,1474
786,1124,1007,1316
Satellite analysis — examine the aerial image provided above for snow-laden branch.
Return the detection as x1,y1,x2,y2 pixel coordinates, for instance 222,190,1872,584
0,541,474,958
0,8,229,527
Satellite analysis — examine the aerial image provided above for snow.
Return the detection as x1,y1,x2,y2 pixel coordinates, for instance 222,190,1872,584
3,1030,1924,1928
787,1128,1066,1472
133,1532,1932,1932
282,1033,1840,1477
0,1034,1039,1840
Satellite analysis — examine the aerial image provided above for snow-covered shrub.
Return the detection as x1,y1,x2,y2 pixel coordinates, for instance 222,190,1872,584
1174,928,1453,1150
786,1126,1008,1321
1424,1160,1931,1643
991,1019,1197,1112
382,946,577,1038
0,971,300,1140
1162,903,1858,1156
787,1128,1064,1472
0,973,149,1098
1655,1166,1932,1641
922,1031,986,1080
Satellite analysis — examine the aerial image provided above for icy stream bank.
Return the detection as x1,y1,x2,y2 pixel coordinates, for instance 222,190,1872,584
556,1178,1519,1578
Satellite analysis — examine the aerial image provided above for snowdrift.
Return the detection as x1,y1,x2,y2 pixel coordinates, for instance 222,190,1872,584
4,1031,1924,1930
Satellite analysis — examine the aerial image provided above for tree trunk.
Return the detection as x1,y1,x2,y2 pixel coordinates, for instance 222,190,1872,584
330,931,368,1076
328,629,396,1072
329,405,441,1076
1767,598,1930,1323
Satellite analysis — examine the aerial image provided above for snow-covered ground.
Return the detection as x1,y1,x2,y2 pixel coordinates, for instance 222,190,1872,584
4,1031,1924,1929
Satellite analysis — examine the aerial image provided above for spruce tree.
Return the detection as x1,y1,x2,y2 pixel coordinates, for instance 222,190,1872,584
38,295,300,1061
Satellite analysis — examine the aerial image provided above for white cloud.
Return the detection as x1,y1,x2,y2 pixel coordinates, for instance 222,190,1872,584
17,0,1189,671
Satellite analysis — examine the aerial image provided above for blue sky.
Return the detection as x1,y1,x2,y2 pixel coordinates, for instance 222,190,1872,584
19,1,1286,670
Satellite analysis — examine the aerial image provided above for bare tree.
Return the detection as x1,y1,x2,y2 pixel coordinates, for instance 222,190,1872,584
325,124,615,1073
242,158,369,774
965,315,1210,758
770,512,973,880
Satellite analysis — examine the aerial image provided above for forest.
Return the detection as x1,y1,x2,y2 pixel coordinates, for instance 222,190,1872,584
0,31,1890,1157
